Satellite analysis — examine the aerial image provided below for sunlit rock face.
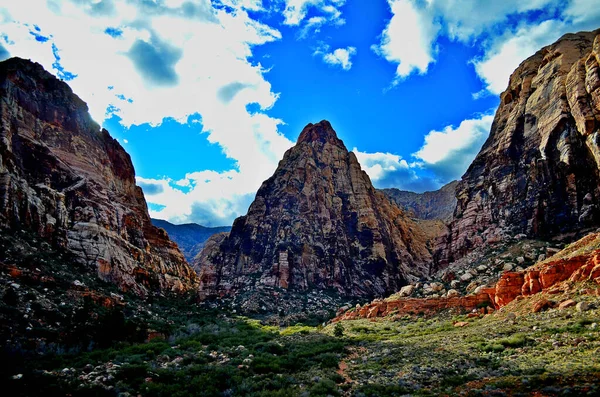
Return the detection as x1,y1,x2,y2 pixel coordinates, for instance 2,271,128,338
195,120,440,298
445,29,600,261
0,58,198,296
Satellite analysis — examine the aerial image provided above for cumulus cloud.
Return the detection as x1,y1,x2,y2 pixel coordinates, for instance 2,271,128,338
413,113,494,181
282,0,345,26
314,44,356,70
353,110,496,192
0,0,293,226
136,171,257,227
127,36,182,86
373,0,600,93
474,2,600,95
282,0,345,38
352,149,438,193
372,0,440,80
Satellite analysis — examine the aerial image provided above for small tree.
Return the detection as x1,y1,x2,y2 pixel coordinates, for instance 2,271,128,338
333,322,344,338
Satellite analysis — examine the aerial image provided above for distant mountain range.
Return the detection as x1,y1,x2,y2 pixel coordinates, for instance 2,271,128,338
382,181,458,222
151,219,230,262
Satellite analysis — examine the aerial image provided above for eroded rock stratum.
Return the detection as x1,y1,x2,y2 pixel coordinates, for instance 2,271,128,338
444,29,600,262
0,58,198,296
195,121,439,298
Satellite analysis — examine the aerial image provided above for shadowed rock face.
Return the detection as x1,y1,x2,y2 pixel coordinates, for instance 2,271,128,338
194,121,438,298
382,181,458,222
446,29,600,261
0,58,198,296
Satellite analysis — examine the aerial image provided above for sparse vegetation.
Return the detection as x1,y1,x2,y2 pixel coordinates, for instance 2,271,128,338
2,230,600,396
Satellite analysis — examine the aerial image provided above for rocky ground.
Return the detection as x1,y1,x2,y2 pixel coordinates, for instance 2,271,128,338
0,229,217,356
400,239,559,300
3,226,600,396
204,286,359,327
5,287,599,396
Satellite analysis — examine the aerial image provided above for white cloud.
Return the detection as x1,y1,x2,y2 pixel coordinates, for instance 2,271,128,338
373,0,440,80
473,1,600,95
352,111,496,191
315,45,356,70
472,20,564,95
352,149,438,192
282,0,345,25
282,0,345,38
137,171,257,227
413,112,494,181
373,0,600,93
1,0,294,226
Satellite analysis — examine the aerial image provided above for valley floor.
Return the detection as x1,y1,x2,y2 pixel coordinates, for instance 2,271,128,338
4,294,600,396
2,229,600,396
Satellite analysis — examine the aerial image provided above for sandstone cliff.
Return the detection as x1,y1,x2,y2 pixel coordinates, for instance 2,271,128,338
446,29,600,260
382,180,458,222
194,121,437,298
0,58,198,296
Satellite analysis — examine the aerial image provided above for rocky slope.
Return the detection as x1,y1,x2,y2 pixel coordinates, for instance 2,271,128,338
335,230,600,321
195,121,439,298
151,218,230,262
446,29,600,261
382,180,458,222
0,58,198,296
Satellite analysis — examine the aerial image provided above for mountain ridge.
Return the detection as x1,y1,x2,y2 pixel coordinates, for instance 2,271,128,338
382,180,458,222
151,218,230,262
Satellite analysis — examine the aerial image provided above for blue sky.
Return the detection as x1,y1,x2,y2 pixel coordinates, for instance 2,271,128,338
1,0,600,226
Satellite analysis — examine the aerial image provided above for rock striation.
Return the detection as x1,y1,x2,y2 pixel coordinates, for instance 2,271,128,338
194,121,437,298
446,29,600,260
382,180,458,222
0,58,198,296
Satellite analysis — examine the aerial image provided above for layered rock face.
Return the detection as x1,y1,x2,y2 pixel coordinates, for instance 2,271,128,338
447,29,600,260
382,180,458,222
195,121,436,298
0,58,198,296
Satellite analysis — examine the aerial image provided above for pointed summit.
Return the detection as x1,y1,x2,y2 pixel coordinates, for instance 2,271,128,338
194,121,437,300
296,120,345,148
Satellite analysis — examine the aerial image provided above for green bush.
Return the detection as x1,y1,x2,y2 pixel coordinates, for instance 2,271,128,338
333,323,344,338
309,378,339,396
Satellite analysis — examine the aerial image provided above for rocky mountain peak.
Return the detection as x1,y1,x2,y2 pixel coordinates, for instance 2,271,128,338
296,119,346,148
0,57,198,296
194,121,441,299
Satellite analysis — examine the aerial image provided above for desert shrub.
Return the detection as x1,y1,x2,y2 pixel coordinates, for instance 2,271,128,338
334,323,344,338
357,384,410,396
309,378,339,396
317,352,339,369
498,333,530,348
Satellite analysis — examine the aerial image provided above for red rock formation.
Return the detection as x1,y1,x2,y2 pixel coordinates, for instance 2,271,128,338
334,292,494,322
334,232,600,321
445,29,600,261
195,121,440,298
0,58,198,296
